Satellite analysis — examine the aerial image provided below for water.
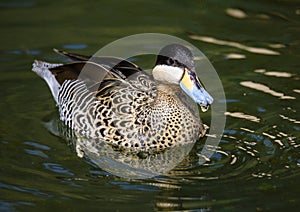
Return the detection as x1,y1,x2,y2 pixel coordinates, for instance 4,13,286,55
1,0,300,211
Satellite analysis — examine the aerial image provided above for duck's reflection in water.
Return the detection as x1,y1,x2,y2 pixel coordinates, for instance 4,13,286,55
44,115,196,179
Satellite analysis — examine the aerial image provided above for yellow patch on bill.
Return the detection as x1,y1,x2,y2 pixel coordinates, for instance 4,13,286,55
181,71,193,90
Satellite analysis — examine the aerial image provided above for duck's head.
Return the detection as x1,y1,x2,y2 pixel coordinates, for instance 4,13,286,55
153,44,213,111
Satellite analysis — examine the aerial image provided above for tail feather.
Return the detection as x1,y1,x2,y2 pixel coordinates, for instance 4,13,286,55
32,60,62,104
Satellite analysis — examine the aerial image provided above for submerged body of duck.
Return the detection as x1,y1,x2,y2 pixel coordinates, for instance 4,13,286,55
32,44,213,153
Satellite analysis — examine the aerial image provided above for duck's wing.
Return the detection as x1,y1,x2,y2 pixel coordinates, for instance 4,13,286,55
47,50,156,96
48,61,118,88
53,49,142,80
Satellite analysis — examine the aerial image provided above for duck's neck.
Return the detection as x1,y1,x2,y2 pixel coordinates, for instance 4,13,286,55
153,83,198,120
151,83,183,108
156,83,180,94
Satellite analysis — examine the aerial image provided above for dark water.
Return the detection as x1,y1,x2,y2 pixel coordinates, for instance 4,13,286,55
1,0,300,211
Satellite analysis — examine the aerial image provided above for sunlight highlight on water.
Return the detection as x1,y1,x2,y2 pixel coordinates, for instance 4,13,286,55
189,35,280,55
254,69,294,78
240,81,295,99
225,112,260,122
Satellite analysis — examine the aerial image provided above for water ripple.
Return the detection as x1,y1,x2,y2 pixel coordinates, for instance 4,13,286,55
0,182,50,197
225,112,260,123
226,8,247,19
23,141,50,158
293,89,300,94
24,149,48,158
23,141,51,151
63,44,87,50
254,69,294,78
189,35,280,55
240,81,295,99
225,53,246,59
43,163,74,176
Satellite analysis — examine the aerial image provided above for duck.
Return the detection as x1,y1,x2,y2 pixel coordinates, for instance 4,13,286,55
32,44,213,154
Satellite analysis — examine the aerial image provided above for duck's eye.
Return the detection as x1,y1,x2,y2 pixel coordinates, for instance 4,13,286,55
190,76,194,81
167,58,175,66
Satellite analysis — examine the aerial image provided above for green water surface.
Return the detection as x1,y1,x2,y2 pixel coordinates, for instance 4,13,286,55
1,0,300,211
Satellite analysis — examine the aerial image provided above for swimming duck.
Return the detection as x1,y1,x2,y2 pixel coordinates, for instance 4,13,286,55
32,44,213,153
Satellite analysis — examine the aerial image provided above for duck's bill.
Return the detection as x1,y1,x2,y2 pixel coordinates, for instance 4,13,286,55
179,69,213,112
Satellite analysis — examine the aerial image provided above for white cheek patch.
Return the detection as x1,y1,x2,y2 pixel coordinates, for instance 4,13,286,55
152,65,184,84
